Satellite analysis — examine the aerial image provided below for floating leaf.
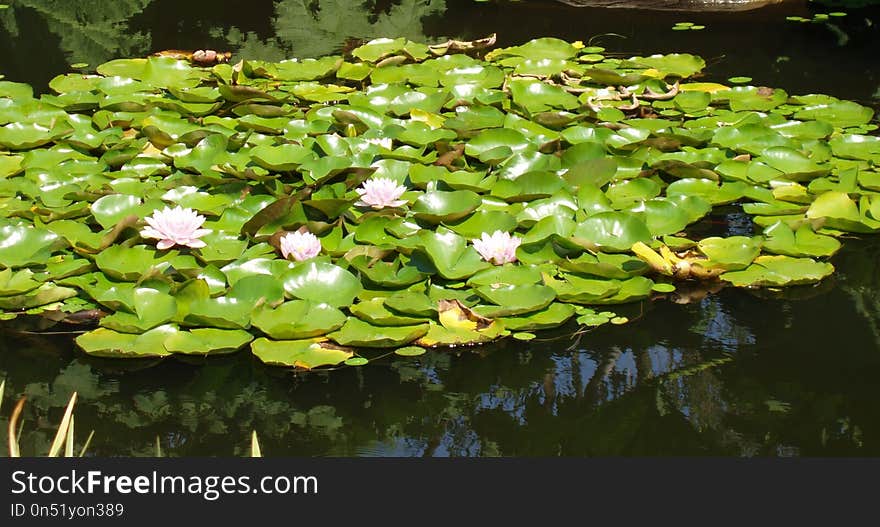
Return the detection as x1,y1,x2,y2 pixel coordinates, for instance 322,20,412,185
0,223,62,268
252,300,347,339
164,328,253,355
720,255,834,287
571,212,652,253
698,236,763,270
100,287,177,333
394,346,427,357
281,261,362,308
328,318,429,348
251,338,353,369
75,325,177,358
412,190,482,223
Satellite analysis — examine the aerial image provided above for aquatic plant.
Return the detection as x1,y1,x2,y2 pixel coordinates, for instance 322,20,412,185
473,231,521,265
279,230,322,261
141,206,211,250
0,36,876,369
354,177,409,209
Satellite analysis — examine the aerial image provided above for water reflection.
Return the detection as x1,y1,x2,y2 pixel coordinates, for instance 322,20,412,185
214,0,448,61
0,0,153,73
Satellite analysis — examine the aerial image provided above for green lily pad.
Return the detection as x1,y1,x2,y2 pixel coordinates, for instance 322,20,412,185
762,221,841,258
666,178,747,205
794,101,873,128
494,38,579,60
829,134,880,161
473,283,557,317
543,272,620,304
720,255,834,287
445,211,518,239
251,300,346,339
0,122,71,150
571,212,652,252
416,321,506,347
95,245,170,282
806,191,880,233
412,190,482,223
185,274,284,329
328,318,429,348
0,223,62,268
281,261,362,308
697,236,763,270
164,328,253,355
100,287,177,333
414,229,492,280
605,178,661,208
349,298,429,326
394,346,427,357
0,268,42,296
251,338,353,369
75,325,177,358
509,79,580,114
627,53,705,78
467,264,543,287
499,302,576,331
0,283,78,310
558,252,648,279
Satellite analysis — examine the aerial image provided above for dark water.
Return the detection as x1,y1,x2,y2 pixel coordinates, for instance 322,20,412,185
0,0,879,456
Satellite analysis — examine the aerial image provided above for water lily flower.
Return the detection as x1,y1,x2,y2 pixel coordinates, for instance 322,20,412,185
141,206,211,250
279,230,322,262
472,231,521,265
355,177,408,209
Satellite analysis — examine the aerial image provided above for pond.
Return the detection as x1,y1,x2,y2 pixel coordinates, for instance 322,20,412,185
0,0,879,456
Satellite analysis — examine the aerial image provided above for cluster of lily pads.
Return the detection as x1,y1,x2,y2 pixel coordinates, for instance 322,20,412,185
0,36,877,369
671,22,706,32
786,12,848,23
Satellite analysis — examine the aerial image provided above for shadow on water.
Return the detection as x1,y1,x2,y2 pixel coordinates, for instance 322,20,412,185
0,0,879,456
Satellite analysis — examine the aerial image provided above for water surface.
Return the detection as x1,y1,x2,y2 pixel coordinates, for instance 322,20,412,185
0,0,878,456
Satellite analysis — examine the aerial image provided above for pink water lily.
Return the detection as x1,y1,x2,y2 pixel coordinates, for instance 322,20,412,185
355,177,408,209
472,231,521,265
141,206,211,250
279,231,321,262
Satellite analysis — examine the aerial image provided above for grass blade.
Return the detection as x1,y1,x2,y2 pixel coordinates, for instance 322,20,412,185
0,378,5,415
250,430,262,457
48,392,77,458
65,415,75,457
155,436,162,457
8,397,26,458
79,430,95,457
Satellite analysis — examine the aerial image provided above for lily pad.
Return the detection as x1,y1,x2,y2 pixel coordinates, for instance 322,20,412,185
164,328,253,355
412,190,482,223
281,261,362,308
251,300,347,339
698,236,763,270
571,212,652,252
474,284,557,317
328,318,429,348
721,255,834,287
251,338,353,369
75,325,177,358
